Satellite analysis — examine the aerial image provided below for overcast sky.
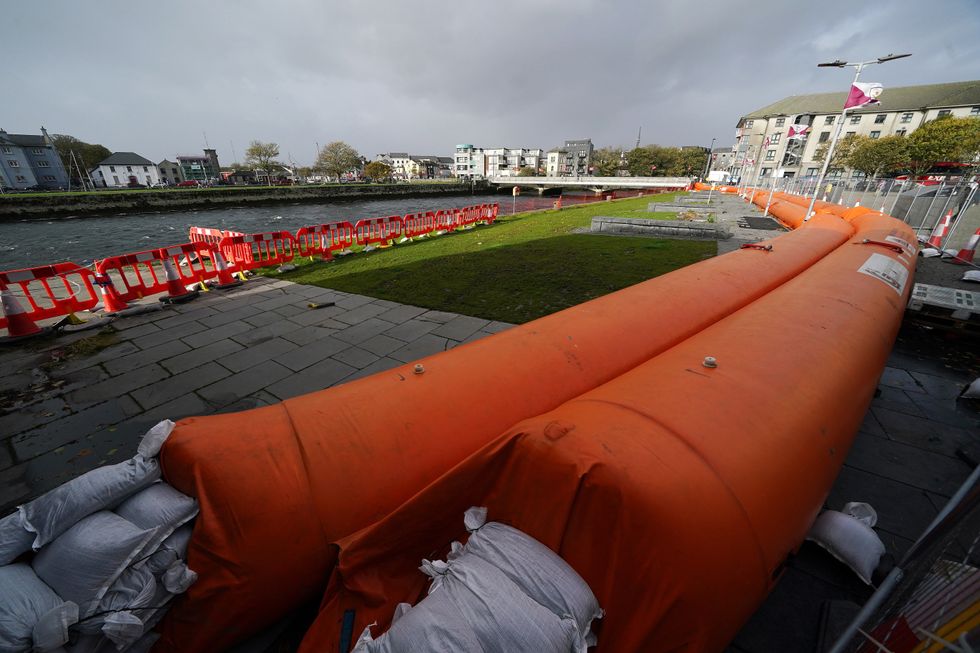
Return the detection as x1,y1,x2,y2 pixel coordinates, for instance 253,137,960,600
6,0,980,166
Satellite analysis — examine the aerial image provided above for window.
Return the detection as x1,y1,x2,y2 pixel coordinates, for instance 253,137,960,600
775,117,785,127
870,131,881,139
37,161,49,167
765,150,775,161
896,129,907,137
971,107,980,116
0,147,10,154
761,167,771,177
818,131,830,143
938,110,952,117
806,167,818,176
874,114,886,124
126,166,133,172
112,175,119,184
846,131,856,137
15,175,26,182
850,116,861,124
7,160,19,168
110,166,115,172
143,166,149,172
824,116,835,125
769,133,781,145
745,120,754,127
43,175,55,181
900,113,913,123
32,148,44,155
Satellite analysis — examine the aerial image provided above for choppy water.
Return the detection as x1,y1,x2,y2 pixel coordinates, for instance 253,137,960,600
0,191,629,271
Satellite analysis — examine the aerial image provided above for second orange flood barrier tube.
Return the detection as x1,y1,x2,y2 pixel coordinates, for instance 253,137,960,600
153,192,916,652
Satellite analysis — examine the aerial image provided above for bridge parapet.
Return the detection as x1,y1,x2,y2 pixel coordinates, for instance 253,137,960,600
487,176,690,189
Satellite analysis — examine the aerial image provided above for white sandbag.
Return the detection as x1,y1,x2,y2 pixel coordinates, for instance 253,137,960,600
136,421,174,459
962,377,980,399
963,270,980,283
114,482,197,555
0,563,79,653
0,511,35,566
32,512,157,617
807,509,886,584
462,508,602,640
161,560,197,594
20,457,160,551
100,612,144,650
145,524,193,575
351,590,483,653
75,566,157,637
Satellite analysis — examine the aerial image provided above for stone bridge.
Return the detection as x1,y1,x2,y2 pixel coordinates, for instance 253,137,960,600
487,175,691,195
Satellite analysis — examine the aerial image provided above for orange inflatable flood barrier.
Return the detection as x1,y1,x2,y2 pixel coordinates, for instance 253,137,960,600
153,191,916,652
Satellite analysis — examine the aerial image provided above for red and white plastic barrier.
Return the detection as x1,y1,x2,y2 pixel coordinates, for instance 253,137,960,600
402,212,436,239
0,263,100,331
951,228,980,265
926,210,954,248
96,242,217,303
295,222,356,260
218,231,298,271
354,216,404,248
189,227,244,247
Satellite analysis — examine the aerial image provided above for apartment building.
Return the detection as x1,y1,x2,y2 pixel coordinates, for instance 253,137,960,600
733,80,980,181
0,127,70,190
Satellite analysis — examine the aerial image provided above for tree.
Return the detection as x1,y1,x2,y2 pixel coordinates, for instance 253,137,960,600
907,116,980,176
813,133,863,170
49,134,111,184
244,141,280,181
363,161,393,182
591,147,623,176
517,166,536,177
674,148,708,177
315,141,361,181
846,135,909,179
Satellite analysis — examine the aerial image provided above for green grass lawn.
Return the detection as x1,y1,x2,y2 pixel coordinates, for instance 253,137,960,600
267,193,716,324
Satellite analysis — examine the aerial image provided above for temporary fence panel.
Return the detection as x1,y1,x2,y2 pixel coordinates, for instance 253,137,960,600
219,232,297,271
189,227,244,248
354,217,404,247
295,222,356,258
0,262,100,329
96,243,218,302
402,213,436,239
434,210,456,233
481,203,500,225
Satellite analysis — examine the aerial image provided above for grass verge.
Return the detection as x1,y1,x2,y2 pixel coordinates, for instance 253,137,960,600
266,193,715,323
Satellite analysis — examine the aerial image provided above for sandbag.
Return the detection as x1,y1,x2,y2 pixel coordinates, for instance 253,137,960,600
75,565,157,636
351,589,483,652
0,511,35,566
146,525,193,575
459,507,602,641
807,510,886,584
114,482,197,555
32,512,156,617
0,563,79,653
19,457,160,551
161,560,197,595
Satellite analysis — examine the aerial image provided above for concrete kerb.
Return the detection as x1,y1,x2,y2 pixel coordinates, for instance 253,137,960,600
591,216,732,240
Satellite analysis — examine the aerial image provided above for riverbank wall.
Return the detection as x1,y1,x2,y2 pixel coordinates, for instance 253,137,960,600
0,181,490,221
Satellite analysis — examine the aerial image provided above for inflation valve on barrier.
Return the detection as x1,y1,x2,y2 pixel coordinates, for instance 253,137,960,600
855,238,904,254
740,243,773,252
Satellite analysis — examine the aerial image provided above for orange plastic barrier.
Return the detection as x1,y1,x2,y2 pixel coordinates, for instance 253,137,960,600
354,216,404,247
94,243,216,303
302,213,916,653
188,226,243,247
218,231,297,271
295,221,356,260
401,212,436,239
0,262,99,330
157,215,859,652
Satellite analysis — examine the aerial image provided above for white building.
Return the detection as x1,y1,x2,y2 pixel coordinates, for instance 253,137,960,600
454,144,486,178
733,79,980,182
376,152,415,179
90,152,162,188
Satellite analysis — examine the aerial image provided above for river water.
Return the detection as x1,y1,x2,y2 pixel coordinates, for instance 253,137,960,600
0,190,636,271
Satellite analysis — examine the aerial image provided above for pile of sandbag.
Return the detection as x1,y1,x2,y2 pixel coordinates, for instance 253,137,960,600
0,421,197,653
352,507,603,652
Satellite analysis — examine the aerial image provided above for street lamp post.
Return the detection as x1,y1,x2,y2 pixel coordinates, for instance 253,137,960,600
703,137,716,180
804,53,911,221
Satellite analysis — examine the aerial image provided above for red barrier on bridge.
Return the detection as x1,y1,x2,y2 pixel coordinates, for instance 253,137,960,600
354,216,404,248
218,231,298,271
0,262,100,330
95,242,218,303
295,222,356,260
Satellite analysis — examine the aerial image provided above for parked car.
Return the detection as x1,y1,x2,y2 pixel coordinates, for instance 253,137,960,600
176,180,201,188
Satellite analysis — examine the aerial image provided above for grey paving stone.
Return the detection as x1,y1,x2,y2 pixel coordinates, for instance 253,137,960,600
276,304,306,318
161,338,244,375
152,306,220,331
129,320,208,350
115,321,163,340
857,411,885,437
103,338,192,375
384,318,440,343
217,337,298,373
844,432,972,498
431,315,491,341
281,326,339,347
113,393,214,442
230,320,304,347
276,336,348,372
198,305,266,329
283,284,329,299
871,406,976,459
333,303,390,326
417,310,458,324
343,357,403,383
287,304,347,327
0,439,14,469
0,464,31,513
110,308,174,330
67,364,171,406
375,304,428,324
334,294,375,310
214,390,281,414
130,361,231,410
252,293,306,312
12,396,142,462
483,320,516,334
331,347,380,370
0,397,71,438
371,299,402,310
197,361,293,407
45,341,142,378
871,386,927,418
265,359,357,400
243,311,282,328
359,334,405,357
334,318,398,346
879,366,925,394
827,464,938,542
390,334,451,363
181,320,253,348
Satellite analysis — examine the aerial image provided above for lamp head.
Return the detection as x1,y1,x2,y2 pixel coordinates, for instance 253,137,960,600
877,53,912,62
817,60,848,67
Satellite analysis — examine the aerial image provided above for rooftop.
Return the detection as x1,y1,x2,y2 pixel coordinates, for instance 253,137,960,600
96,151,155,166
741,79,980,121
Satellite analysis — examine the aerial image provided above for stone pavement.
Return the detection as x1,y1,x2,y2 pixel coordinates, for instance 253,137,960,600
0,277,513,513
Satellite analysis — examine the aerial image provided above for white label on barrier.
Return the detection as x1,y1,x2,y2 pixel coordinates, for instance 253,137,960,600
166,246,183,256
5,270,36,282
858,253,909,296
136,251,155,262
885,235,916,255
